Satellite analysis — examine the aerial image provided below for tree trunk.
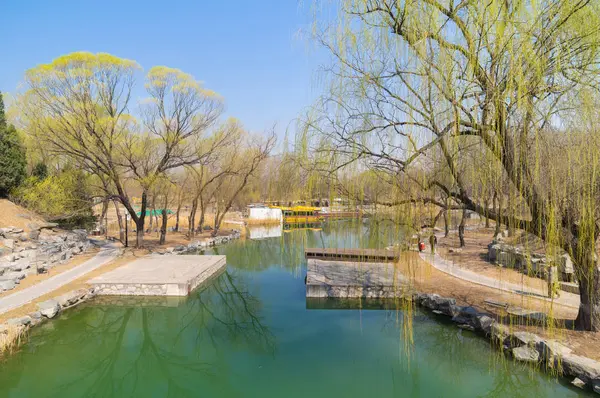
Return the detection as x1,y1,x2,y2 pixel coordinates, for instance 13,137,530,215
575,254,600,331
197,197,205,232
189,197,198,238
443,210,450,238
135,191,147,248
175,202,181,232
159,209,168,245
113,200,125,243
458,208,466,248
507,191,515,237
100,198,109,233
484,197,490,228
494,192,502,237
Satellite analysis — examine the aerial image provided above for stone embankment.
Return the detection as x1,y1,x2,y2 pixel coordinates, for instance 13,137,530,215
157,230,242,255
0,287,96,354
0,229,241,354
488,239,580,294
415,292,600,394
0,226,90,292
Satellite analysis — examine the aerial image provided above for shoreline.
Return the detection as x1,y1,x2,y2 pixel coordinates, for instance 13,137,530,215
0,229,242,357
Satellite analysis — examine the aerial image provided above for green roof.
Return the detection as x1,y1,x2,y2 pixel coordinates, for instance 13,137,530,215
136,209,174,216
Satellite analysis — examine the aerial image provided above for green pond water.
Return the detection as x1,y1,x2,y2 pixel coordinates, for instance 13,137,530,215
0,221,591,397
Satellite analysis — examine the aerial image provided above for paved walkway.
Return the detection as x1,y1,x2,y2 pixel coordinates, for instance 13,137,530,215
419,251,580,309
0,243,120,315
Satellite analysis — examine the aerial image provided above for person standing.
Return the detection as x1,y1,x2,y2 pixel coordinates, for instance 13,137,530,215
429,234,437,254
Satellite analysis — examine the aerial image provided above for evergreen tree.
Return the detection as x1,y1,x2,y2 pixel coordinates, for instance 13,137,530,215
0,91,27,197
32,162,48,180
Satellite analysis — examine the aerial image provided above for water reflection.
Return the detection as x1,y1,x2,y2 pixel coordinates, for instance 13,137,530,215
0,271,274,397
0,222,589,398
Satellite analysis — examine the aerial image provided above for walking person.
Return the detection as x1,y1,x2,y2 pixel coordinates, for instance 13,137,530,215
429,234,437,254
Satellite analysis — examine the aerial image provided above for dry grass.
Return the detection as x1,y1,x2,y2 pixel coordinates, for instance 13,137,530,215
0,325,27,357
0,199,47,232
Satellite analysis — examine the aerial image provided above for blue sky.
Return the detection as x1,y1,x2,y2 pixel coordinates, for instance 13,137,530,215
0,0,329,138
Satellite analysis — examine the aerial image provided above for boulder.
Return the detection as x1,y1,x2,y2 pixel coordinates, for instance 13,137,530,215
475,314,495,334
506,331,543,348
512,346,540,363
572,377,586,389
417,294,457,317
0,280,16,291
535,339,572,364
0,227,15,236
7,316,32,327
3,239,15,251
451,306,479,328
56,289,88,308
28,311,43,326
559,253,574,275
561,353,600,385
490,323,511,344
37,299,60,318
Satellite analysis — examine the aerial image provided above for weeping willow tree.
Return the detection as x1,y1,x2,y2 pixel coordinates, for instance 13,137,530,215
304,0,600,331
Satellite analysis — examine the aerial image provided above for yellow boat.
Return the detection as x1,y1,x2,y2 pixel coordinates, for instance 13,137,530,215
271,205,324,223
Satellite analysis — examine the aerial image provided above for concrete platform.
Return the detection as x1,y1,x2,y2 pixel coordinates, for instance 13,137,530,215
306,259,408,299
89,255,226,296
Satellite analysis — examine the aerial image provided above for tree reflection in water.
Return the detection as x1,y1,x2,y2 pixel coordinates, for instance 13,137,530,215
2,271,274,397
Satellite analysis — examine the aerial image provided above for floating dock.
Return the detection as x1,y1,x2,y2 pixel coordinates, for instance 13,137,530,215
306,259,407,298
89,255,226,296
305,248,399,262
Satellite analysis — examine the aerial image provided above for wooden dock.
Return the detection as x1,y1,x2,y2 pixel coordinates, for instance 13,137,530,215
305,248,399,262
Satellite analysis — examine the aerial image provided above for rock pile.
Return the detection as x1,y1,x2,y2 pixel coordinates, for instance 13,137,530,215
488,240,574,281
0,288,96,339
415,292,600,394
0,226,90,292
158,229,242,255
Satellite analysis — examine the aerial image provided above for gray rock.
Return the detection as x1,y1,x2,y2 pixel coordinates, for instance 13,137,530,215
562,353,600,385
37,299,60,318
593,381,600,394
28,229,40,240
572,377,586,389
512,346,540,363
535,339,572,364
417,294,457,317
18,233,28,242
28,311,43,326
451,306,479,328
475,314,495,334
56,288,88,308
0,227,15,236
506,331,543,348
7,316,32,327
3,239,15,251
490,323,511,344
457,324,476,331
4,271,26,280
0,280,16,291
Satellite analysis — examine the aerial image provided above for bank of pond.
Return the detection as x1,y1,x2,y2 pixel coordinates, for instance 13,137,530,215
0,220,594,397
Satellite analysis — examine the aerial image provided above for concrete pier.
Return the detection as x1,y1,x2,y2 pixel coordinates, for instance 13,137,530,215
89,255,226,296
306,259,408,298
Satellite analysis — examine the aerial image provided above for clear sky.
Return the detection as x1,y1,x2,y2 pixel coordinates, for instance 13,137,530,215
0,0,328,137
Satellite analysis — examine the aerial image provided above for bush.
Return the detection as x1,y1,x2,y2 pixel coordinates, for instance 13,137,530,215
12,169,95,228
